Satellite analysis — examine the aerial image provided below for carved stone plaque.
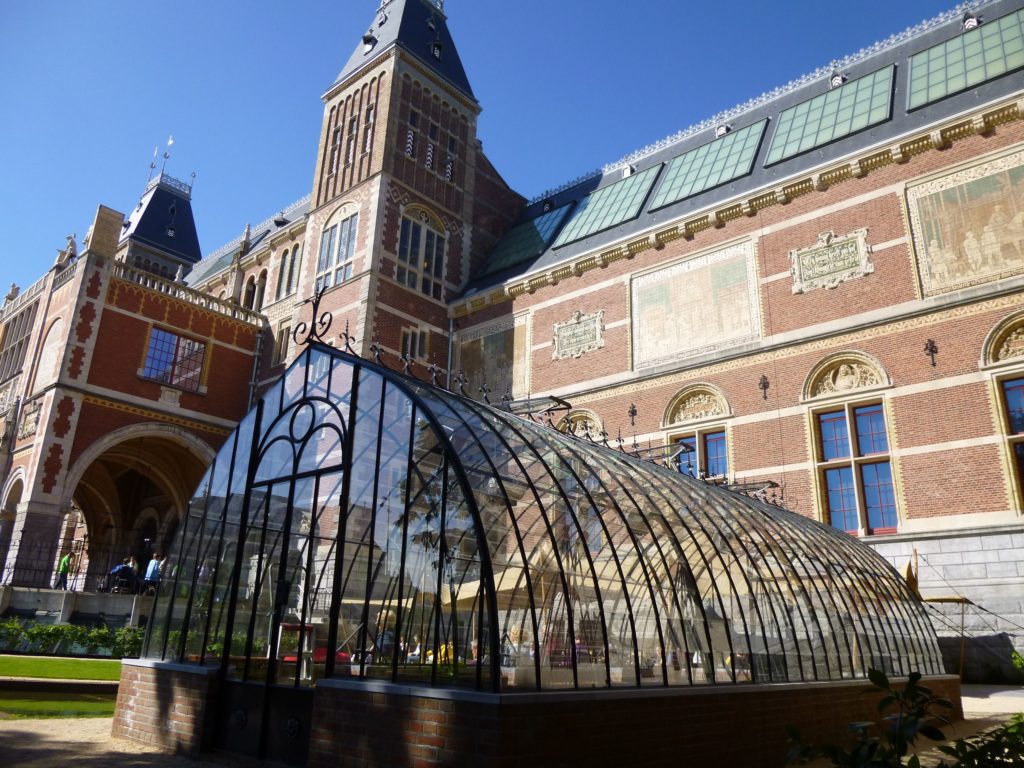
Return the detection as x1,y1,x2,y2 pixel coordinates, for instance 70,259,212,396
813,362,882,397
997,326,1024,362
790,229,872,294
552,310,604,360
18,400,40,439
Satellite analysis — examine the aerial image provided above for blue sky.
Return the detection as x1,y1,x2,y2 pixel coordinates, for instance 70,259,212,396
1,0,958,293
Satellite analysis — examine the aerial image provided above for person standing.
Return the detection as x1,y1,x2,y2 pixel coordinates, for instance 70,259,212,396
143,553,162,592
56,552,74,590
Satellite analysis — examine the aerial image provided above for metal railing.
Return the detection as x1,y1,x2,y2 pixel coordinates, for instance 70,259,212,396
1,540,150,594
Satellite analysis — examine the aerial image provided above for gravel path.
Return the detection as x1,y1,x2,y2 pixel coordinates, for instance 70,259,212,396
0,717,251,768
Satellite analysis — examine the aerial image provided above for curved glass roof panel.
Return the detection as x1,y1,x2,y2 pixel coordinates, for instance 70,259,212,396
145,345,943,692
478,203,574,278
553,164,662,248
649,120,767,210
908,8,1024,110
765,66,894,165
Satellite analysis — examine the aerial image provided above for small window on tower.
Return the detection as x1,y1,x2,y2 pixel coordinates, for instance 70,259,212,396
401,328,429,361
430,42,443,60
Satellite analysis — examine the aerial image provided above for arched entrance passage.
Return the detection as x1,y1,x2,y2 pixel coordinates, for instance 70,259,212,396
62,425,214,591
0,476,24,580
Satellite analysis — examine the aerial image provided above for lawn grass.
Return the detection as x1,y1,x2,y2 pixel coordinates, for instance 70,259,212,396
0,691,116,718
0,655,122,681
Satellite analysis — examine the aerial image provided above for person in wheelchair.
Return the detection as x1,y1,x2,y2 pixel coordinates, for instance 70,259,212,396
108,558,137,593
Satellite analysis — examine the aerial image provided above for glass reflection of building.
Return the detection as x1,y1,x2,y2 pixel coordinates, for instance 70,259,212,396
145,344,942,692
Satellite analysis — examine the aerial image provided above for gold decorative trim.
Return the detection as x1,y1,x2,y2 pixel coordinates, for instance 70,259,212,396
81,395,231,436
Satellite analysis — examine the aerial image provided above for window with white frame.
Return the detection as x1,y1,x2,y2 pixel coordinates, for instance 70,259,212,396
141,327,206,392
346,117,357,165
397,214,445,300
316,212,358,292
674,427,729,479
813,401,896,535
363,104,375,153
274,322,291,365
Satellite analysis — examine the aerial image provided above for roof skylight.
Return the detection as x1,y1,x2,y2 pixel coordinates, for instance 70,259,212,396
553,164,661,248
649,120,767,210
765,66,893,165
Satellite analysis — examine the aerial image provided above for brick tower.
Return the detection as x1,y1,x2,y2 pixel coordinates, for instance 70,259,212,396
297,0,522,369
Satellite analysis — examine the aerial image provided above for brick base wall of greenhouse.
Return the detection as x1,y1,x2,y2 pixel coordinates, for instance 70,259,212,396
112,661,962,767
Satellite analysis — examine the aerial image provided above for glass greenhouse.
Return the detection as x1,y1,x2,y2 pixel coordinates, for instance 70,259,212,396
144,344,943,693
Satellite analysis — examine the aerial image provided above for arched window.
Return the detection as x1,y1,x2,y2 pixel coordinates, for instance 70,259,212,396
243,276,256,310
276,249,290,301
255,270,268,310
664,385,732,479
316,208,358,292
803,352,895,535
289,245,300,294
983,310,1024,510
397,209,445,300
363,103,375,153
346,117,358,165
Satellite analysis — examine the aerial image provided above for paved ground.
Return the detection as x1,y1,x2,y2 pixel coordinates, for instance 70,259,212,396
0,685,1019,766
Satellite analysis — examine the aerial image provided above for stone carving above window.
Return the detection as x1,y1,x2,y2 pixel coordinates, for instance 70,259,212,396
790,229,873,294
997,326,1024,362
557,410,603,439
17,400,41,440
983,310,1024,367
663,385,730,427
552,309,604,360
805,353,889,400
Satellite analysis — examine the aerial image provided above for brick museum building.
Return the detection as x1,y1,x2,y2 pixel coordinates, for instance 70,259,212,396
1,0,1024,756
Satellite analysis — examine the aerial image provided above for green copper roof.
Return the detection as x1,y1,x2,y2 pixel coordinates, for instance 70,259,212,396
766,66,893,165
480,203,574,277
908,8,1024,110
649,120,767,210
553,164,661,248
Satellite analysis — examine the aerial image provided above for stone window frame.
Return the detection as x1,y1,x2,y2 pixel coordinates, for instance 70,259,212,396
663,384,734,481
400,326,429,362
397,207,446,301
139,326,208,394
981,309,1024,512
802,351,899,536
316,205,359,294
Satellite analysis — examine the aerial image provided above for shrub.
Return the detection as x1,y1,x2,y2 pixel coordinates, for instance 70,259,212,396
787,669,951,767
937,713,1024,767
0,618,143,658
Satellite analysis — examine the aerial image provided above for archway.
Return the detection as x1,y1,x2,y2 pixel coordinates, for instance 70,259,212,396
62,426,213,591
0,476,23,581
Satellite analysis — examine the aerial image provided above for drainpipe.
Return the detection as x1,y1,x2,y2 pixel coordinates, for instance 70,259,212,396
246,326,265,411
446,315,454,390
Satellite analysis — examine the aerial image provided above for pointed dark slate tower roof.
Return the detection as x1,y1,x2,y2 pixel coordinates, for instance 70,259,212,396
334,0,474,100
120,173,202,264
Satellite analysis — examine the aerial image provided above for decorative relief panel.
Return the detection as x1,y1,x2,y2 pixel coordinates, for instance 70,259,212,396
663,385,729,427
996,326,1024,362
805,354,888,400
552,310,604,360
907,148,1024,297
17,400,40,439
557,410,603,439
631,241,760,370
790,229,873,294
455,314,530,399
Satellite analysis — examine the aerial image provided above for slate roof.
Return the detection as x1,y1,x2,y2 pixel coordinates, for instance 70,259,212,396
120,176,202,265
185,195,311,286
333,0,474,101
465,0,1024,297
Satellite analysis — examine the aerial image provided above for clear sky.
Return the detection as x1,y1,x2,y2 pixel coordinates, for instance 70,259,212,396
0,0,959,293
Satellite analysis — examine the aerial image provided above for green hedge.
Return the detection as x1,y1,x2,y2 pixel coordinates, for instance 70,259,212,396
0,618,143,659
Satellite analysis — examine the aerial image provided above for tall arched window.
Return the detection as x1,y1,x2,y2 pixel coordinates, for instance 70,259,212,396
255,270,268,310
397,210,445,300
243,276,256,310
276,249,291,301
289,245,300,294
316,208,358,292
